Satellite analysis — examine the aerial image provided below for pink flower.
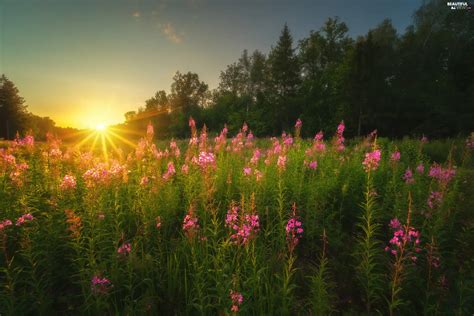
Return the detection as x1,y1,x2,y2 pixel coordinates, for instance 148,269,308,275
385,218,420,258
91,275,112,294
390,151,400,162
337,121,345,135
428,163,456,184
286,204,303,252
314,131,324,142
60,174,77,190
416,163,425,174
156,216,162,229
250,149,261,165
335,121,345,151
117,242,131,256
243,167,252,176
18,135,35,148
427,191,443,209
362,149,381,172
0,219,13,231
308,161,318,170
146,122,154,139
16,213,34,226
197,151,216,168
230,290,243,312
403,168,414,184
389,218,401,229
181,164,189,174
183,209,199,239
140,176,149,186
295,118,302,128
225,205,260,245
163,162,176,180
277,155,287,170
247,131,254,142
189,117,196,129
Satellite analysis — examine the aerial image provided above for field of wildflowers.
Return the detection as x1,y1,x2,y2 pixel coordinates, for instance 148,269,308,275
1,119,473,315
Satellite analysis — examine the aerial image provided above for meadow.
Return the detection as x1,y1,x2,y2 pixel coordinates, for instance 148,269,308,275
0,119,473,315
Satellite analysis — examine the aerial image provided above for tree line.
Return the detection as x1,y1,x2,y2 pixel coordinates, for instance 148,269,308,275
1,0,472,140
123,0,473,139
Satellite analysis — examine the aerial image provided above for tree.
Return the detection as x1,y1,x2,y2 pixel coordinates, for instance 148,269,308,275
299,17,352,135
145,90,169,113
267,24,301,132
0,75,28,139
168,71,209,136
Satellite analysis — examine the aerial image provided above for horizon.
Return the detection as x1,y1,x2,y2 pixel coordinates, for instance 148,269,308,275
1,0,421,129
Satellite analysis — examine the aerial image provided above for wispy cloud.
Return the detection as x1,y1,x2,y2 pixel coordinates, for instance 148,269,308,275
161,23,183,44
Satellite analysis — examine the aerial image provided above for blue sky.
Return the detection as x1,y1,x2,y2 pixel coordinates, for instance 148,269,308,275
0,0,422,128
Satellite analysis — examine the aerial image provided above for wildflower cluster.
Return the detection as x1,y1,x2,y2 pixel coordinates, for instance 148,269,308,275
16,134,35,148
390,150,401,162
0,219,13,231
117,242,131,256
195,151,216,169
362,149,381,172
428,163,456,184
427,191,443,209
83,162,128,187
225,205,260,245
182,209,199,239
334,121,345,151
91,275,113,295
229,290,243,312
16,213,34,226
403,168,414,184
286,204,303,252
162,161,176,180
385,218,421,261
60,174,77,190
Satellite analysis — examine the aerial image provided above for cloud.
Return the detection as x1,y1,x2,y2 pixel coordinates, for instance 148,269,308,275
161,23,183,44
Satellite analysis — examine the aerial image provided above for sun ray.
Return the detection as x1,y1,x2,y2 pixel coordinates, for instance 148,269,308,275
108,126,145,138
90,133,100,153
107,130,137,148
74,131,96,149
100,133,109,162
104,133,125,159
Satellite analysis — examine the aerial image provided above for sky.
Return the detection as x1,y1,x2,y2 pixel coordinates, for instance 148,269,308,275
0,0,422,129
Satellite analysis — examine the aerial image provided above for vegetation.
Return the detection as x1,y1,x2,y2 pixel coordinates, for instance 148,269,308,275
1,120,473,314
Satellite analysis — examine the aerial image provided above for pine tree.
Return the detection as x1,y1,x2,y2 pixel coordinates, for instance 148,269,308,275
267,24,301,133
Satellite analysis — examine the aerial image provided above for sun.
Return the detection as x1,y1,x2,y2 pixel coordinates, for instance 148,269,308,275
95,123,107,132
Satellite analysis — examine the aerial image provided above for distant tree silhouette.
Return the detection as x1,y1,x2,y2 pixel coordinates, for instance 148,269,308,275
0,75,28,139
